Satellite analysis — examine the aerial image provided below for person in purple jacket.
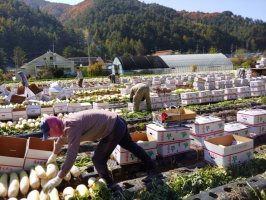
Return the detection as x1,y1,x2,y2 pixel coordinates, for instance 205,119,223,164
41,110,155,193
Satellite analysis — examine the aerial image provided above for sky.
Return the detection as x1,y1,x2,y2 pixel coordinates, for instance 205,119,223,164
48,0,266,21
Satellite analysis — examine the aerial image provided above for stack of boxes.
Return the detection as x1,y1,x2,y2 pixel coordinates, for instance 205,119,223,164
198,91,212,104
236,86,251,99
146,124,191,157
189,116,224,148
212,90,224,102
204,76,216,90
193,77,205,91
181,92,199,105
215,80,225,89
237,109,266,137
250,80,265,97
224,88,237,101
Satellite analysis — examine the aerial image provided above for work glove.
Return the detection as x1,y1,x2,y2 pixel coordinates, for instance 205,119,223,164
46,153,57,165
43,176,62,193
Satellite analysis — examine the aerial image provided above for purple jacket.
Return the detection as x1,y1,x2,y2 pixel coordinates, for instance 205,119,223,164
54,110,117,178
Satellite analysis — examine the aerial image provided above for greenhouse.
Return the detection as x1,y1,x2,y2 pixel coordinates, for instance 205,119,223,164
113,53,233,75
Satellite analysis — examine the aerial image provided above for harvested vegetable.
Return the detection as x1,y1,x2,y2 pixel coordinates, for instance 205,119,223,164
19,171,30,196
27,190,40,200
46,164,58,179
88,177,96,187
30,169,40,190
41,179,49,188
35,165,47,179
76,184,89,198
64,171,71,182
40,191,50,200
70,165,80,178
49,188,60,200
8,172,19,198
0,173,8,198
63,187,75,200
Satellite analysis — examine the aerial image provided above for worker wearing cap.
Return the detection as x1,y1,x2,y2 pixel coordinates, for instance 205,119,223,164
41,110,155,193
130,83,152,112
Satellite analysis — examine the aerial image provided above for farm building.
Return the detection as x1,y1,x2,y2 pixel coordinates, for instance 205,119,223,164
21,51,75,77
113,53,233,75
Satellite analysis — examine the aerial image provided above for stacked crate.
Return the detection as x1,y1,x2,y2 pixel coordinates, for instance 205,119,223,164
189,116,224,148
224,88,237,101
181,92,199,105
237,109,266,137
224,122,249,137
198,91,212,104
236,86,251,99
146,124,191,157
250,80,265,97
204,77,215,90
212,90,224,102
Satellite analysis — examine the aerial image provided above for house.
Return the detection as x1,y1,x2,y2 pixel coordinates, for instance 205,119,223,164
68,57,104,67
113,53,233,75
21,51,75,77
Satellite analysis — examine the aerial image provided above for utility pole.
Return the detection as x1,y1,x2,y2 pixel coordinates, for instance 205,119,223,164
87,27,91,66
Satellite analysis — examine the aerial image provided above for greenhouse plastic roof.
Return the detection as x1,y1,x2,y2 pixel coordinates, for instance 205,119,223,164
159,53,233,68
117,56,169,70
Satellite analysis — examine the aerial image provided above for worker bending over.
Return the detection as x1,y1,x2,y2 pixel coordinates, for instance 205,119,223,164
130,83,152,112
41,110,155,192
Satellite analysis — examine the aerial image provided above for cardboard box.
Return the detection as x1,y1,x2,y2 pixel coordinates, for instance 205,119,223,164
204,135,254,167
224,123,249,137
80,103,92,111
147,124,190,143
0,137,27,172
0,107,13,121
41,106,54,115
67,103,82,113
237,109,266,125
24,137,54,170
192,116,224,135
92,102,109,110
247,123,266,137
212,96,224,102
250,80,264,87
181,99,199,105
199,97,212,104
180,92,199,99
157,140,190,157
250,86,265,92
190,131,224,148
12,109,27,121
112,132,157,165
26,105,41,117
53,102,68,114
128,102,146,111
224,94,237,101
251,91,263,97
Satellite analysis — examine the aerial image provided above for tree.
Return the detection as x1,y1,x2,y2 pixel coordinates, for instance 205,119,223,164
208,47,218,53
87,62,105,77
0,49,7,69
13,47,27,70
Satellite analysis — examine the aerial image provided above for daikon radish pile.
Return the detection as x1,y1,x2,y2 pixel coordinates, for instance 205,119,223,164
19,170,30,196
63,187,75,200
49,188,60,200
27,190,40,200
29,169,40,190
76,184,89,198
70,165,80,178
35,165,47,179
8,172,19,198
46,164,58,179
0,173,8,198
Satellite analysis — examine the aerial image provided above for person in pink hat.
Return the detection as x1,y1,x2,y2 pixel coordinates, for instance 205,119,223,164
41,110,155,193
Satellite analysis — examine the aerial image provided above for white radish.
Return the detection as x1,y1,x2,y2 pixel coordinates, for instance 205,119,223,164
27,190,40,200
49,188,60,200
8,172,19,198
41,179,49,188
0,173,8,197
98,178,107,185
35,165,47,179
20,198,27,200
29,169,40,190
40,190,50,200
8,198,17,200
76,184,89,198
88,177,96,187
19,171,29,196
70,165,80,178
63,187,75,200
64,171,71,182
46,164,58,179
